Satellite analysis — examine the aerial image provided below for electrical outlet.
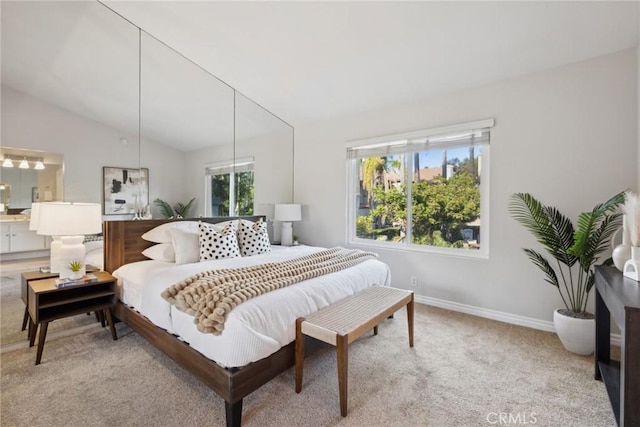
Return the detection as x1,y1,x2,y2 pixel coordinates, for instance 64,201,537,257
410,276,418,287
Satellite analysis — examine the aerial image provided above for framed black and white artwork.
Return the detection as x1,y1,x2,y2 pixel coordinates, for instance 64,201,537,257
102,167,149,215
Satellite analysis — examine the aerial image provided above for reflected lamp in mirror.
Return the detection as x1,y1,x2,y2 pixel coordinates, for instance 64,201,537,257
274,204,301,246
28,202,40,230
37,202,102,279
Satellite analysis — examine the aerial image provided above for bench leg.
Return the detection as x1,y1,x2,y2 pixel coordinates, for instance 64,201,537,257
373,325,378,335
407,293,414,348
295,318,305,393
337,334,349,417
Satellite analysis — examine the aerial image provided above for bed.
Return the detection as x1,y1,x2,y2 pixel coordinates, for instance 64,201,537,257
103,217,390,427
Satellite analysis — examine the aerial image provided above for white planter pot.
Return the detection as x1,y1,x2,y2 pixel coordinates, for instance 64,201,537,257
553,309,595,356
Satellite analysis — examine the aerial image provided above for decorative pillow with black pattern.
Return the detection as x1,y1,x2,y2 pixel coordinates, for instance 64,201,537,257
198,221,241,261
237,218,271,257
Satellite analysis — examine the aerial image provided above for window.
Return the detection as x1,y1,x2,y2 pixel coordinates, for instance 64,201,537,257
347,120,493,257
205,158,254,217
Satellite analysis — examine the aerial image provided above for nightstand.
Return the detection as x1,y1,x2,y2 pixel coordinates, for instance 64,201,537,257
27,270,117,365
21,265,100,336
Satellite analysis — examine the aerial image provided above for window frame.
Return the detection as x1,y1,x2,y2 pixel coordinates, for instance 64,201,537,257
346,120,493,259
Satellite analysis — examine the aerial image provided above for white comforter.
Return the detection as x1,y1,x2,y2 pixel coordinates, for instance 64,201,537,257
113,245,390,368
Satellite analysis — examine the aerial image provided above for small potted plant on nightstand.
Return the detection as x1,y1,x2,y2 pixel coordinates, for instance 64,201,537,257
67,260,84,280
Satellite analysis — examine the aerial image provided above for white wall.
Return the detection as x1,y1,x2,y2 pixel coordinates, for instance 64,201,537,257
1,86,186,217
294,49,638,324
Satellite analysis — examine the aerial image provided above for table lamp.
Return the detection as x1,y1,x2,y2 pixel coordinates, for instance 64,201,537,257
29,202,61,273
29,202,57,273
274,204,301,246
37,202,102,279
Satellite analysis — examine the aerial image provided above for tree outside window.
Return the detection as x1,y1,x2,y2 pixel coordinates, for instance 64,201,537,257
349,121,491,256
207,161,254,217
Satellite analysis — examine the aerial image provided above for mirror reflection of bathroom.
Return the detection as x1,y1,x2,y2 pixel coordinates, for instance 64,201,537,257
0,147,64,217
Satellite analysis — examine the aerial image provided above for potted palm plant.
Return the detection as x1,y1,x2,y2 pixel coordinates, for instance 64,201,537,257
509,191,624,355
154,198,197,218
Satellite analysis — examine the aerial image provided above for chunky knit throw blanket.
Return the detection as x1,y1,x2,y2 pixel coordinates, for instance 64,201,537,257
161,247,378,335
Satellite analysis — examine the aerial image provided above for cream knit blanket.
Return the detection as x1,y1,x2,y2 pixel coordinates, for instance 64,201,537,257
161,247,378,335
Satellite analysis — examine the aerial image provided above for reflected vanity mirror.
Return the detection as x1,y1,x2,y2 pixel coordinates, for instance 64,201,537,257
0,147,64,213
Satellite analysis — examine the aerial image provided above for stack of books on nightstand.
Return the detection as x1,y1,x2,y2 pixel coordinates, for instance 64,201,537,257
55,274,99,288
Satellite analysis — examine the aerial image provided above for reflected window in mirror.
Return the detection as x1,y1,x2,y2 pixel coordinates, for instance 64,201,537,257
205,159,254,217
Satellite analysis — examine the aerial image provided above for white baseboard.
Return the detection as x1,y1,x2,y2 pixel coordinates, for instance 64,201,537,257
415,294,621,347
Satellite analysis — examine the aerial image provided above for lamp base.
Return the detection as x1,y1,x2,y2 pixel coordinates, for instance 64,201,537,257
58,235,86,279
280,222,293,246
49,237,62,274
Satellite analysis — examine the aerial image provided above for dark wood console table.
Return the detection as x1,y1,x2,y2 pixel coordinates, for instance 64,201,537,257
594,265,640,426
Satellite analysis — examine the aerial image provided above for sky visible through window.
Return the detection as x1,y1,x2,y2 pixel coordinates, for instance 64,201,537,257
386,146,476,169
419,146,473,168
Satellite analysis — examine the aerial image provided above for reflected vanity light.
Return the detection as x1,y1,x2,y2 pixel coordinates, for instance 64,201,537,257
2,157,14,168
1,155,46,170
274,204,301,246
36,202,102,279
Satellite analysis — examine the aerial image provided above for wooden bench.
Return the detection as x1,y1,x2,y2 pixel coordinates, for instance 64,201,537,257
295,286,414,417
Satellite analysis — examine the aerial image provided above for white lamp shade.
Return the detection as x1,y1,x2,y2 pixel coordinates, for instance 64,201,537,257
37,202,102,236
274,204,301,222
29,202,40,231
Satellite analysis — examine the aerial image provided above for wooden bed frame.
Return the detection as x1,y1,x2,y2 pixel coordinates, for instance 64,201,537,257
103,217,315,427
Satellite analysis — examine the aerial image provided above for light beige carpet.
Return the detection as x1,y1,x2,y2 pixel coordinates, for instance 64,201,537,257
1,301,616,427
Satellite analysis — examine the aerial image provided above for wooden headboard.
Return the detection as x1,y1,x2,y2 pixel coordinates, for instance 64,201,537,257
102,216,264,273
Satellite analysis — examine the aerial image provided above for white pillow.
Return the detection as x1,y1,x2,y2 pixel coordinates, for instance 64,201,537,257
142,221,199,244
237,218,271,257
142,243,176,262
170,227,200,265
199,221,240,261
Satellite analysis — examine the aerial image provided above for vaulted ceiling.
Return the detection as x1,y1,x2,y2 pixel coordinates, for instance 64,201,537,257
104,1,640,126
2,1,639,151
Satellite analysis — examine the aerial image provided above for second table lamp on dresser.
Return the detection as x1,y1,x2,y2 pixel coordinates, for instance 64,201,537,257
36,202,102,279
274,203,301,246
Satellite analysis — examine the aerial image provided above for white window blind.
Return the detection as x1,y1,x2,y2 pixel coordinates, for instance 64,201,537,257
347,119,494,159
205,157,254,175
